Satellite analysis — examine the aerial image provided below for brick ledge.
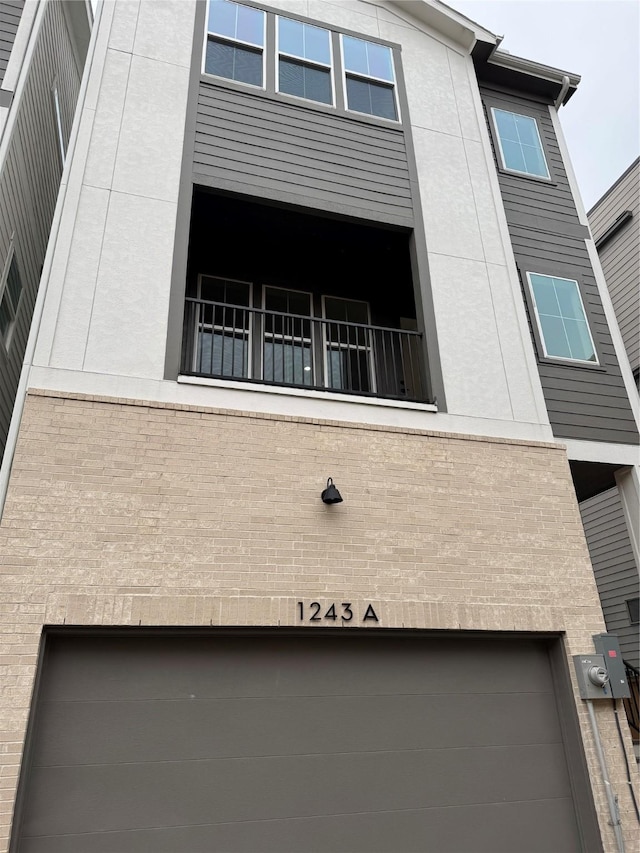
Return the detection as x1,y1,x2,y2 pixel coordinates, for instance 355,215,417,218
26,387,563,450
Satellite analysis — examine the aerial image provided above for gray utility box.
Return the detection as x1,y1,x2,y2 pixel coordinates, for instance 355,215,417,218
593,633,631,699
573,655,612,700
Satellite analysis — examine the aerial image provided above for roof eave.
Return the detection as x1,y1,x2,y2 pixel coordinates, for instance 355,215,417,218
388,0,498,51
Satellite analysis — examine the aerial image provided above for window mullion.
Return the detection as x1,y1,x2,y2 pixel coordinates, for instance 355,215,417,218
265,12,276,94
331,30,346,112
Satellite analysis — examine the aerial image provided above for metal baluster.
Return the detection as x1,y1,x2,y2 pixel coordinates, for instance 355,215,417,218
209,304,215,376
397,327,408,399
378,329,387,396
279,313,285,383
294,315,299,385
194,303,199,374
389,331,398,397
263,311,267,381
406,331,416,399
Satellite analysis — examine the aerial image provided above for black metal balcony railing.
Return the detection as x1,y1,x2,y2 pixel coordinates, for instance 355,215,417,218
623,660,639,744
182,298,429,403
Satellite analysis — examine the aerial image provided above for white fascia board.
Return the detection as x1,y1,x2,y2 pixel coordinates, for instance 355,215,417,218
490,50,580,90
1,0,40,94
563,439,639,467
615,466,639,569
388,0,498,50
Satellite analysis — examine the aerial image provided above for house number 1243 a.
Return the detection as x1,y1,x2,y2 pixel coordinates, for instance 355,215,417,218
297,602,379,623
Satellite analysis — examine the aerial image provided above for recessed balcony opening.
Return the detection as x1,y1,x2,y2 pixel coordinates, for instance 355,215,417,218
182,189,431,403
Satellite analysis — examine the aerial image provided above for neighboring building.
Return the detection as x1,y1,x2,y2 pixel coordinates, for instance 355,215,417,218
0,2,638,851
0,0,91,461
581,159,639,750
589,158,639,387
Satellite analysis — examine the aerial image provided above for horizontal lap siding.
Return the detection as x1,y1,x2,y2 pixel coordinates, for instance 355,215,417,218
0,0,23,86
588,160,639,371
480,84,638,444
580,488,639,667
0,1,81,461
194,83,414,226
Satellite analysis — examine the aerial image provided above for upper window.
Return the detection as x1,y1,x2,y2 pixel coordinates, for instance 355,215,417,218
205,0,265,87
0,252,23,350
203,2,400,122
342,35,397,121
526,272,597,364
491,108,550,179
277,18,333,105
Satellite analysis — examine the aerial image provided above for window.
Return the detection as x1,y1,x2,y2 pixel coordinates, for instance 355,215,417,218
202,3,401,123
194,276,252,377
0,251,23,349
323,296,374,392
491,108,550,179
263,287,313,384
277,18,332,105
627,598,639,625
342,35,397,120
204,0,265,87
526,272,597,363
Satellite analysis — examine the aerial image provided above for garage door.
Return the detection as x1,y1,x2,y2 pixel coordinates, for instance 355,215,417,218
13,631,592,852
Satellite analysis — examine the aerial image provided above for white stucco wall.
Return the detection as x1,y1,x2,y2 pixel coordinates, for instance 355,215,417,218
30,0,553,441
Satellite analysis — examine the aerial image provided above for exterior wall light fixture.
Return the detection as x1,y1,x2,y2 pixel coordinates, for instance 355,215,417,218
321,478,343,504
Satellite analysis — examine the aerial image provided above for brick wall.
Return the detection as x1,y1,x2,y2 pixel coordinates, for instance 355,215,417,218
0,389,637,850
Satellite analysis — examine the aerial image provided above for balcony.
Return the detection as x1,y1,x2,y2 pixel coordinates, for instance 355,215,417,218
181,291,427,402
180,189,434,406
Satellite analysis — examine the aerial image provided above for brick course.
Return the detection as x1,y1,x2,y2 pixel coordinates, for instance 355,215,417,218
0,389,637,850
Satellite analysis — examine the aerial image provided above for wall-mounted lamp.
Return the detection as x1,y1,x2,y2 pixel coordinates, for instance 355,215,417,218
321,478,343,504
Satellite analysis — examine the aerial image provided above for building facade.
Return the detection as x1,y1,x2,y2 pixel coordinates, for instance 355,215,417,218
0,1,638,850
581,158,640,750
0,0,91,462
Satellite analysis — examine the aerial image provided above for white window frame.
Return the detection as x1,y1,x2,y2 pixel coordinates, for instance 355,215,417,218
525,271,599,365
339,34,400,123
202,0,267,90
275,16,335,107
0,245,23,351
321,295,376,392
195,274,254,378
200,3,403,124
490,108,550,179
262,284,314,384
51,79,66,165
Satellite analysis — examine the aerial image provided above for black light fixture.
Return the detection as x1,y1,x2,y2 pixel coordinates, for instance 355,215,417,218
321,477,343,504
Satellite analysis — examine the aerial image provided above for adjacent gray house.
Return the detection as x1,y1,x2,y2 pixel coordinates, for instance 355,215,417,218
0,0,91,461
0,2,638,851
581,159,639,752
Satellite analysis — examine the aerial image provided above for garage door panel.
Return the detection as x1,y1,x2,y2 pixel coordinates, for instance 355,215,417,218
33,690,563,767
20,798,581,853
23,743,572,838
39,636,554,702
15,633,589,852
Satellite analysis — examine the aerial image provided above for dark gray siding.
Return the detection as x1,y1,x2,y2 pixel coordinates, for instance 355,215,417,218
588,159,639,374
479,84,638,444
194,82,414,227
0,0,23,87
580,488,639,668
13,632,596,852
0,0,83,461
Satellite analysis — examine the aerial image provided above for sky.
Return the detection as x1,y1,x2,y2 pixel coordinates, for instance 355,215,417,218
446,0,640,210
